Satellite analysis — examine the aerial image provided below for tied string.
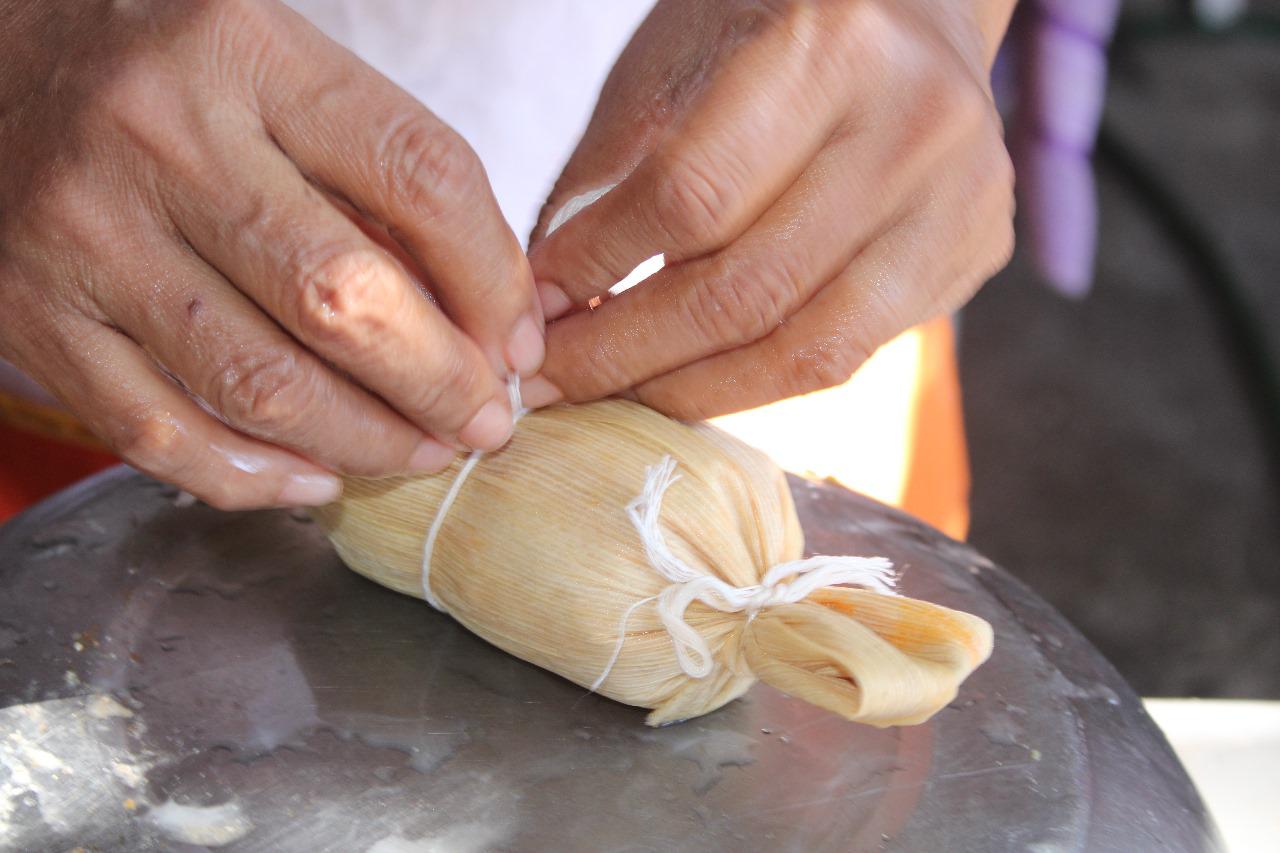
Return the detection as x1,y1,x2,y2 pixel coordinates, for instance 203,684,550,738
420,374,529,613
591,456,898,692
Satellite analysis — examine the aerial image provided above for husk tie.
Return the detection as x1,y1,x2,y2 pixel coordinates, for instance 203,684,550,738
313,396,993,726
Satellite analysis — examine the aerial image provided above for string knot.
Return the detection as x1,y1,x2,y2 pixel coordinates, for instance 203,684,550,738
745,583,791,613
590,456,898,691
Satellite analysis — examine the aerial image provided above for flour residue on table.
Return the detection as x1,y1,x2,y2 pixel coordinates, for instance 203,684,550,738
146,799,254,847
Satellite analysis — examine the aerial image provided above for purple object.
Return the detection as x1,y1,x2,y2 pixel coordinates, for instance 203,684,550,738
1006,0,1122,298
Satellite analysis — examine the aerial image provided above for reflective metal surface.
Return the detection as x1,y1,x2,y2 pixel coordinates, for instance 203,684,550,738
0,467,1218,851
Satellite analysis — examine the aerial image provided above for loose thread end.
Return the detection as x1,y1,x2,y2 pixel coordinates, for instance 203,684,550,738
603,457,902,686
588,593,659,694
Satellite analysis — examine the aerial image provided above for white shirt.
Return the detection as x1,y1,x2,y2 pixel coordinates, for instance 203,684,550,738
285,0,654,240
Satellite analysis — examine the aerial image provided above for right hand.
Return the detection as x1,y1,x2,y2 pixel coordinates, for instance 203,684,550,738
0,0,544,509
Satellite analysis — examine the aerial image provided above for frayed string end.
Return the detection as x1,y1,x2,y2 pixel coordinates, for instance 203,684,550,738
590,456,897,693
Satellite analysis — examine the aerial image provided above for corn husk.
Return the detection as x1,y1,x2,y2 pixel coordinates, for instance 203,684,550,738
312,399,992,726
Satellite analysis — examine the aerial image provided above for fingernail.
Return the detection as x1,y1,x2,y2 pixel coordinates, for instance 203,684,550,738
537,281,574,321
506,315,545,376
407,437,455,473
278,473,342,507
458,399,513,450
519,374,563,409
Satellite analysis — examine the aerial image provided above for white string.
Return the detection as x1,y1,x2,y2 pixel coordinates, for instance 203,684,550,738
590,456,898,691
421,375,529,613
588,593,659,693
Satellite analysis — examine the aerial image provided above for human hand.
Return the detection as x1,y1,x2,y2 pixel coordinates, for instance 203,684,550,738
0,0,543,508
528,0,1016,419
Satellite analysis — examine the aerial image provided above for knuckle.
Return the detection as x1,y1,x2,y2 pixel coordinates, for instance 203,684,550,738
45,174,154,257
686,254,796,345
830,3,907,77
467,238,529,305
191,480,255,513
829,1,885,48
111,397,273,512
791,339,868,394
211,347,314,433
221,188,274,247
22,172,91,236
896,51,991,144
199,0,259,26
114,410,187,473
380,113,482,219
196,0,280,92
939,75,991,136
649,152,738,253
89,1,264,133
406,345,481,428
94,54,172,135
290,244,394,351
569,341,636,403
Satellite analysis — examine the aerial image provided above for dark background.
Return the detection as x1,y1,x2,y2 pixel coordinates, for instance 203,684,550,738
962,2,1280,698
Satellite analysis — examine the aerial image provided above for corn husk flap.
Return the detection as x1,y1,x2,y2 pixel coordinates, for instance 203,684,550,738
312,399,992,726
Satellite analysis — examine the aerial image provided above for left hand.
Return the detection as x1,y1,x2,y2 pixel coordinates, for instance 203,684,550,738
527,0,1016,419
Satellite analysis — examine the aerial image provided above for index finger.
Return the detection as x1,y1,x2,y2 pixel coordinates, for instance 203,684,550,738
256,3,543,377
537,129,908,403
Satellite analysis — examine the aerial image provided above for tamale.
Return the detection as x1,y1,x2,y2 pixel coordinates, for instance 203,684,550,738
312,399,992,727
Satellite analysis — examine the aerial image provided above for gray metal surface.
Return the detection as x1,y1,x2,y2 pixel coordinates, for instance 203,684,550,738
0,467,1218,852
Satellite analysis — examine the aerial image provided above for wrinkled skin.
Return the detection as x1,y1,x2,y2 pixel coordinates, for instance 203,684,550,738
530,0,1017,419
0,0,543,509
0,0,1017,511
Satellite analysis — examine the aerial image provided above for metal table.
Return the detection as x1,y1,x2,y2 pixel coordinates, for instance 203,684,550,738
0,467,1218,851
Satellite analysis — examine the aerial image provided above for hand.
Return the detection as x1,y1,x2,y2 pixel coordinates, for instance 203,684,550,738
528,0,1016,419
0,0,544,509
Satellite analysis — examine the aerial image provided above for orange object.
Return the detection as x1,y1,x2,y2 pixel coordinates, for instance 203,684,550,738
900,317,970,540
711,317,970,541
0,393,118,522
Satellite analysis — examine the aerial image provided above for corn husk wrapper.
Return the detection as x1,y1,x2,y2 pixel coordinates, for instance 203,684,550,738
313,399,992,726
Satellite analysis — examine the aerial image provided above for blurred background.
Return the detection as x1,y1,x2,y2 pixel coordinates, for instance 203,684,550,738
964,0,1279,701
964,7,1280,842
